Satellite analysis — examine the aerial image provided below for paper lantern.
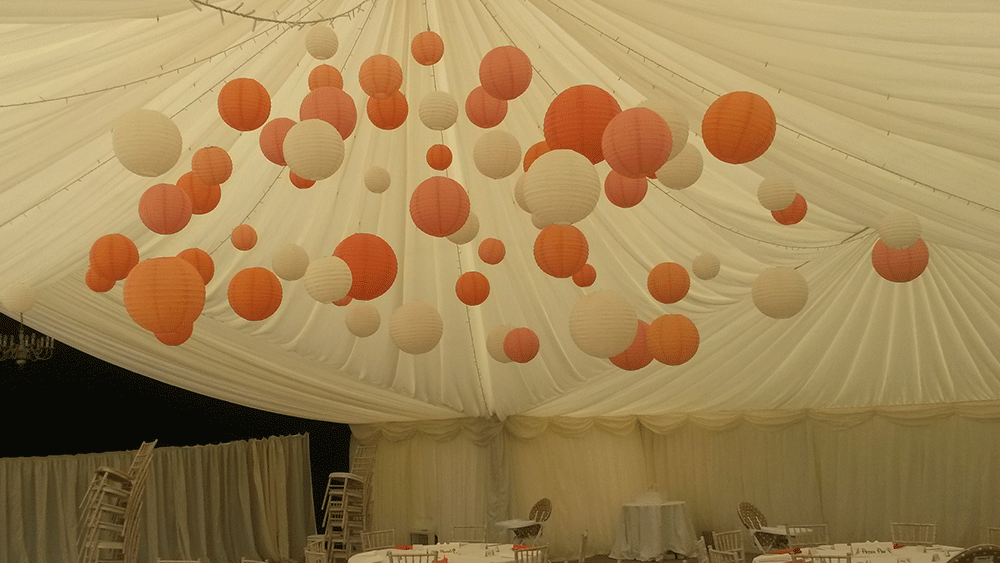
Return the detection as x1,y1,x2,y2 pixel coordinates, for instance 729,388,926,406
333,233,398,300
112,109,182,177
289,171,315,189
610,320,654,371
447,211,479,245
1,283,36,313
231,224,257,251
303,256,353,303
359,55,403,99
504,327,539,363
757,176,797,211
571,264,596,288
218,78,271,132
637,98,689,160
259,118,296,166
487,325,516,363
227,267,282,321
86,268,115,293
367,91,408,130
155,323,193,346
543,85,622,164
191,146,232,185
647,314,699,365
139,183,192,235
455,271,490,306
530,214,552,231
772,194,807,225
390,301,443,354
604,171,648,208
465,86,508,128
601,108,672,179
752,267,808,319
283,119,345,181
345,301,381,337
426,144,453,170
309,64,343,90
123,257,205,334
523,141,550,172
409,176,471,237
878,210,922,250
702,91,775,164
305,25,338,60
513,173,532,213
479,238,505,265
272,243,310,281
418,91,459,131
365,166,391,194
479,46,532,101
872,238,929,283
655,143,703,190
332,295,352,306
534,225,589,278
176,248,214,285
176,171,221,215
569,290,637,358
692,253,720,281
473,130,521,179
411,31,444,65
524,149,601,226
647,262,690,304
300,87,357,139
90,234,139,281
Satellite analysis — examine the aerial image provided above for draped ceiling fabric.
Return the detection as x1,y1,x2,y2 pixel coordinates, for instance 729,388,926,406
1,0,999,425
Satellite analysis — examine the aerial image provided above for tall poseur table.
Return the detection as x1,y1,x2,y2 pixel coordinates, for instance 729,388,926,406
610,501,698,562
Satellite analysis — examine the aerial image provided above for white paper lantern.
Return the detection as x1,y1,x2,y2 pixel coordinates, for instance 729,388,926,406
524,149,600,226
752,267,809,319
365,166,391,194
473,130,522,179
418,91,459,131
692,253,721,280
757,176,797,211
486,324,516,363
390,301,443,354
637,98,689,160
655,143,703,190
569,290,637,358
112,109,182,177
302,256,353,303
447,211,480,245
530,213,552,230
513,172,532,213
345,301,381,338
878,210,922,250
0,283,36,314
272,243,310,281
305,25,339,60
283,119,345,181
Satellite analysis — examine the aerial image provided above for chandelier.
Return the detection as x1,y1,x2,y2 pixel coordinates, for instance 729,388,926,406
1,314,55,368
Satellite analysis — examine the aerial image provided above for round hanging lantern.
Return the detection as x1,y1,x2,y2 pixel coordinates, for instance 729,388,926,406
426,144,453,170
112,109,183,178
1,283,36,314
359,54,403,99
333,295,352,305
367,91,408,130
702,91,775,164
878,210,922,250
455,271,490,306
191,146,232,185
692,253,720,281
289,171,315,189
283,119,345,181
479,46,532,101
569,289,637,358
610,320,654,371
504,327,539,363
757,176,797,211
259,117,296,166
123,257,205,333
305,25,338,60
772,194,807,225
300,87,358,139
333,233,398,300
155,323,193,346
513,173,532,213
418,91,459,131
530,214,552,231
465,86,508,129
543,84,622,164
604,171,648,208
411,30,444,65
390,301,443,354
647,314,699,365
487,325,516,363
345,301,381,337
655,143,703,190
90,233,139,281
176,248,214,285
365,166,391,194
637,98,689,160
872,238,929,283
534,225,589,278
309,64,344,90
138,183,192,235
176,171,221,215
522,141,550,172
218,78,271,132
601,107,672,179
409,176,471,237
479,238,505,265
227,267,282,321
231,224,257,251
524,149,601,226
647,262,690,304
573,263,597,287
473,130,522,179
447,211,480,245
86,268,115,293
303,255,353,303
752,267,808,319
272,243,310,281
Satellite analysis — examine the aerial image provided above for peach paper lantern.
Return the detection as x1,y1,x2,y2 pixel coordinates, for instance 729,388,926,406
227,267,282,321
647,314,699,365
176,248,214,285
300,87,357,139
524,149,601,226
772,194,807,225
692,253,720,281
303,256,353,303
702,91,775,164
123,257,205,334
289,172,315,189
409,176,471,237
534,225,589,278
0,283,35,314
138,183,192,235
504,327,539,363
610,320,654,371
647,262,690,304
283,119,345,181
411,31,444,65
569,289,637,358
309,64,343,90
479,238,505,265
426,144,453,170
259,118,295,166
345,301,381,337
479,46,532,101
155,323,193,346
176,171,221,215
218,78,271,132
473,130,521,179
333,233,398,301
752,267,808,319
878,210,922,250
419,91,459,131
543,85,622,164
333,296,353,306
367,91,408,130
601,107,672,179
231,224,257,251
389,301,443,354
447,211,479,245
365,166,391,194
456,271,490,306
465,86,508,129
604,171,648,208
522,141,550,172
86,268,115,293
305,25,338,60
655,143,703,190
272,243,310,281
757,176,797,211
191,146,232,185
359,55,403,99
572,263,596,287
637,98,689,160
112,109,182,178
872,238,928,283
89,233,139,281
487,325,515,363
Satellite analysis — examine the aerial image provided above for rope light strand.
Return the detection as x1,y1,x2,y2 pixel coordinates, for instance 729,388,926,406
188,0,375,27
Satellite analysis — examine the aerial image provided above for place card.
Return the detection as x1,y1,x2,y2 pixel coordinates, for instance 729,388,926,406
852,542,895,556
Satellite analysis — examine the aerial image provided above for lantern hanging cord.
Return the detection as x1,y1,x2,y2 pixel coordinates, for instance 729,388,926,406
188,0,375,26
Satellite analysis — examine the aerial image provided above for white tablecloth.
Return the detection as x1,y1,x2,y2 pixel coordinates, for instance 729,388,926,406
610,501,698,560
752,544,965,563
349,543,518,563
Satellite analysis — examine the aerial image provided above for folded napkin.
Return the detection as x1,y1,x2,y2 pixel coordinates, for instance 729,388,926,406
768,549,802,554
513,545,531,550
893,544,905,550
394,546,413,550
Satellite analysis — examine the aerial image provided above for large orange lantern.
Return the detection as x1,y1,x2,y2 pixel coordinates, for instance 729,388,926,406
227,267,282,321
123,257,205,334
176,171,221,215
702,91,775,164
523,141,550,172
409,176,471,237
504,327,539,363
333,233,398,300
411,31,444,65
772,194,807,225
872,238,929,283
176,248,214,285
610,320,653,371
601,108,672,179
534,225,588,278
647,262,690,304
465,86,508,129
90,233,139,281
604,171,648,208
218,78,271,131
456,271,490,306
543,85,622,164
259,117,296,166
359,55,403,99
479,46,532,101
478,238,506,265
138,183,192,235
426,144,453,170
191,146,232,185
308,64,343,90
647,314,699,365
299,86,357,139
367,91,408,130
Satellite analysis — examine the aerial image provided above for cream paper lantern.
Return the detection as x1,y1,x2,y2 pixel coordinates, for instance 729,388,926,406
473,130,522,179
305,25,339,60
0,283,36,314
365,166,391,194
692,253,721,280
530,213,553,230
752,267,809,319
637,98,689,160
283,119,345,181
524,149,600,226
345,301,381,337
302,256,353,303
390,301,444,354
569,290,638,358
513,172,532,213
757,176,797,211
447,211,480,244
418,91,459,131
272,243,310,281
655,142,703,190
486,324,516,363
112,109,183,177
878,210,922,250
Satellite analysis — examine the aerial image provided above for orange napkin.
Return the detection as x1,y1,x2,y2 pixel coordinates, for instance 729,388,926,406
894,544,905,549
394,546,413,550
768,549,802,554
513,545,531,550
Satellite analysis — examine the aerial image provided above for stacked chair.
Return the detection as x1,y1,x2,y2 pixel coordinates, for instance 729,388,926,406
321,472,366,562
77,440,157,563
351,444,378,532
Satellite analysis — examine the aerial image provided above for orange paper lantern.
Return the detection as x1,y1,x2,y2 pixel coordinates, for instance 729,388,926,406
123,257,205,334
308,64,343,90
259,117,296,166
359,55,403,99
409,176,471,237
479,46,532,101
411,31,444,65
89,233,139,281
155,323,193,346
610,320,654,371
522,140,550,172
504,327,539,363
872,238,929,283
465,86,508,129
333,295,353,307
647,314,699,366
572,263,597,287
218,78,271,131
191,146,232,185
86,267,115,292
227,267,282,321
176,171,221,215
333,233,398,301
647,262,690,304
604,171,648,208
534,225,589,278
479,238,506,265
300,87,357,139
138,183,192,235
231,224,258,251
456,271,490,306
601,108,672,179
772,193,807,225
702,91,775,164
544,85,622,164
176,248,214,285
426,144,453,170
289,171,315,189
366,91,408,130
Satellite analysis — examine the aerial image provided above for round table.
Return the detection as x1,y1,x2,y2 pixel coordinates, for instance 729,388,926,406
610,500,698,561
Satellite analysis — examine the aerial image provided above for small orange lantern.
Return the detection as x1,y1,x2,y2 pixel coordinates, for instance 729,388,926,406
359,54,403,99
366,91,409,130
504,327,539,363
601,108,672,179
123,257,205,334
647,262,690,304
333,233,399,301
176,171,221,215
89,233,139,281
86,267,115,293
231,224,258,251
300,86,357,139
479,46,532,101
259,117,296,166
479,238,506,265
572,263,597,287
772,193,807,225
522,140,550,172
218,78,271,131
702,91,775,164
308,64,344,90
610,320,653,371
534,225,589,278
409,176,471,237
411,31,444,65
176,248,214,285
543,85,622,164
604,171,648,208
227,267,282,321
426,144,453,170
465,86,508,129
646,314,699,366
191,146,232,185
456,271,490,306
872,238,929,283
138,183,192,235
